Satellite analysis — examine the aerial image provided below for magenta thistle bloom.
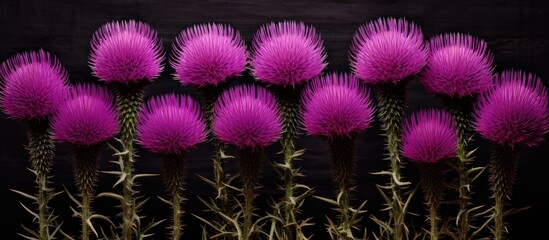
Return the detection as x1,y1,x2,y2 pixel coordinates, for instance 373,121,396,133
52,84,118,146
90,20,164,84
402,109,458,163
212,85,283,148
0,50,69,120
302,72,375,137
250,21,327,86
170,23,247,87
420,33,494,97
475,70,549,147
137,94,206,155
350,17,427,84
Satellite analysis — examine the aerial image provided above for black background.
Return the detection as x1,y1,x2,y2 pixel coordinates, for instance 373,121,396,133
1,0,548,239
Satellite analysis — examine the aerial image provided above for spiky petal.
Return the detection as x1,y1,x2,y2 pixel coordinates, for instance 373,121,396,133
302,72,375,137
402,109,458,163
475,70,549,147
212,85,283,148
137,94,207,155
250,21,327,86
170,23,247,87
52,84,119,146
420,33,494,97
90,20,164,83
350,17,427,84
0,50,69,120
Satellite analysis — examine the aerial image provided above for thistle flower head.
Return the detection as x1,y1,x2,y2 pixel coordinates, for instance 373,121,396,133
302,72,375,137
420,33,494,97
250,21,327,86
212,85,283,148
90,20,164,84
350,17,427,84
170,23,247,87
0,50,69,120
475,70,549,147
52,84,118,146
402,109,457,163
137,94,206,155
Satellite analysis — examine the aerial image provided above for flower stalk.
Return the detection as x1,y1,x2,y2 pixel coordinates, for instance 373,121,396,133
488,144,520,240
73,145,101,240
114,83,146,240
28,118,56,240
419,162,446,240
376,82,409,240
161,153,187,240
239,148,263,240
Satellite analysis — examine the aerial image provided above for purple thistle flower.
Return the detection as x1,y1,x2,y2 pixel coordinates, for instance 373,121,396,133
0,49,69,120
170,23,247,87
350,17,428,84
302,72,375,137
53,84,118,146
475,70,549,147
420,33,494,97
401,109,458,164
90,20,164,84
137,94,207,155
250,21,327,86
212,85,283,148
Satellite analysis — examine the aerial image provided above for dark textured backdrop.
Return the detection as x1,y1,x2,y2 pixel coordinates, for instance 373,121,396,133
1,0,548,239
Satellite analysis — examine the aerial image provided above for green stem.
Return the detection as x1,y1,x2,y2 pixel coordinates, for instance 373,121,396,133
443,97,474,240
328,136,356,238
161,153,186,240
202,86,230,218
420,162,445,240
239,148,263,240
376,83,407,240
274,86,303,239
73,145,101,240
28,119,55,240
114,83,145,240
489,144,520,240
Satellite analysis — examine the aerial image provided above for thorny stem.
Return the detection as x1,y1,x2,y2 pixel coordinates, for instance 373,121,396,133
443,97,474,240
328,136,356,238
239,148,263,240
489,144,520,240
114,83,146,240
202,86,231,218
420,163,445,240
28,119,55,240
161,154,187,240
73,145,101,240
274,86,303,239
376,83,407,240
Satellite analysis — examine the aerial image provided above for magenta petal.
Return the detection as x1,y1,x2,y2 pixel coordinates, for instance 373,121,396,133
212,85,283,148
90,20,164,84
251,21,327,86
475,70,549,147
302,72,375,137
171,23,248,87
1,50,69,120
53,84,118,146
137,94,207,155
402,109,458,163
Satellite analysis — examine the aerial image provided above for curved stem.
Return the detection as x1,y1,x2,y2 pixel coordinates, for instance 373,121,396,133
443,97,474,240
115,83,145,240
239,148,263,240
376,83,407,240
28,119,55,240
328,136,356,238
73,145,101,240
489,144,520,240
161,154,187,240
